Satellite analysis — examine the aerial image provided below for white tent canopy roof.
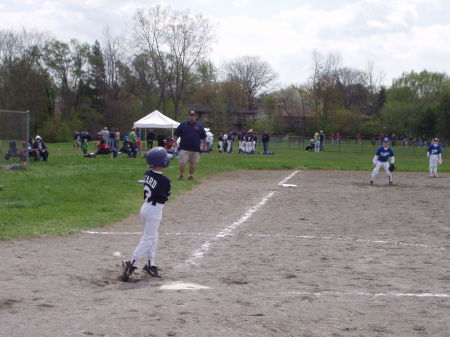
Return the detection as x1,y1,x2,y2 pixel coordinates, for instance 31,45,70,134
133,110,180,129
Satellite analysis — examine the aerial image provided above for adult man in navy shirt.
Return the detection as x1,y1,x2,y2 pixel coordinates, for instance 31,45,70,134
173,110,207,180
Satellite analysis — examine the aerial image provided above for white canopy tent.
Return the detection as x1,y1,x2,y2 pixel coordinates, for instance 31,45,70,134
134,110,180,130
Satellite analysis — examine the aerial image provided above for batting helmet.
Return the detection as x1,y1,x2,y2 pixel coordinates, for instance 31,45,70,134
145,147,172,168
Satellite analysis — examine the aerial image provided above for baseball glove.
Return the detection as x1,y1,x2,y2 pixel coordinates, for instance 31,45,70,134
389,163,395,172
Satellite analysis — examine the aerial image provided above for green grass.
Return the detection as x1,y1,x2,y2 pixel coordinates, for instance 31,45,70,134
0,141,447,239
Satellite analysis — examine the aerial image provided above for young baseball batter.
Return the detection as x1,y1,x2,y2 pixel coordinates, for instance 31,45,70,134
370,137,395,185
121,147,172,282
427,138,443,177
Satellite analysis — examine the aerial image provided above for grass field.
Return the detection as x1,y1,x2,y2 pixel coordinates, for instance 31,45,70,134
0,140,447,239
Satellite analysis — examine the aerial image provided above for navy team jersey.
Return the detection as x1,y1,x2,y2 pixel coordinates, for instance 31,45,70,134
143,170,171,205
427,144,442,155
375,146,394,162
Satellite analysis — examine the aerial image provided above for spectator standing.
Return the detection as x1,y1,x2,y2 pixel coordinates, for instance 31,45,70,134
147,130,155,150
73,130,81,148
101,127,110,144
262,132,270,153
81,138,89,155
172,110,207,180
108,128,115,148
314,132,320,152
114,128,120,151
80,128,91,143
129,127,138,145
335,132,341,144
319,130,325,151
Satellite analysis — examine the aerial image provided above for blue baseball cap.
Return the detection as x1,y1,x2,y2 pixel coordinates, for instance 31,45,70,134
433,138,439,141
383,137,390,142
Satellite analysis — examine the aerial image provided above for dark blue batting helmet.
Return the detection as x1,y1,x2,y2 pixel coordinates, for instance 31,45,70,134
145,147,172,168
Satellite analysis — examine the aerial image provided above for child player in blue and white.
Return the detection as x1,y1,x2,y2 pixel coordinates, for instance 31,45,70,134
427,138,442,177
121,147,172,282
370,137,395,185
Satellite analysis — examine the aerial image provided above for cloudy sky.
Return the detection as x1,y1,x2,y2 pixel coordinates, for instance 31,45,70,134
1,0,449,87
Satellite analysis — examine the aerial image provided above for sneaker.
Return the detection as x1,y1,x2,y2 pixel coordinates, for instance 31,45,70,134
121,260,136,282
178,174,184,180
188,175,194,180
370,180,373,185
143,264,161,278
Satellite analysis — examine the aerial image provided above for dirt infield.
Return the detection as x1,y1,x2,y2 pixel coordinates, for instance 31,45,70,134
1,170,449,337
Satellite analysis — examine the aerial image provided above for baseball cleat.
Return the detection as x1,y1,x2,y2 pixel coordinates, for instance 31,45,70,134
369,180,373,185
121,260,137,282
178,174,184,180
143,264,161,278
188,175,194,180
389,181,393,185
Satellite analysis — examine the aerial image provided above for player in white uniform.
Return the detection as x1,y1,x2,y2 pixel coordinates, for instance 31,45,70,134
427,138,443,177
370,137,395,185
121,147,172,282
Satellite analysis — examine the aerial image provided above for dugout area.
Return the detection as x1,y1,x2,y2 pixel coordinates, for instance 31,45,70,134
0,170,449,336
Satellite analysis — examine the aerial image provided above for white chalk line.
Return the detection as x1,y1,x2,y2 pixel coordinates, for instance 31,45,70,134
82,231,448,251
182,170,300,266
290,291,450,299
278,170,299,185
82,231,211,236
184,191,277,266
247,234,449,251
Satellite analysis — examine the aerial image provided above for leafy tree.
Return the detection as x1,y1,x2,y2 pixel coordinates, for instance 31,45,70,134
437,93,450,138
131,5,214,120
224,55,276,110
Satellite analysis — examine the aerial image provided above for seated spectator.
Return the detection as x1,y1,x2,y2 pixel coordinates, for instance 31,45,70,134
120,140,138,158
31,135,49,161
91,139,118,158
157,134,165,147
305,139,315,152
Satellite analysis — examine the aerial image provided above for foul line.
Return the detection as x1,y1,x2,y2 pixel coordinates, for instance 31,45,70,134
184,191,277,265
290,291,450,299
278,170,299,185
183,170,299,266
81,231,447,251
247,234,449,251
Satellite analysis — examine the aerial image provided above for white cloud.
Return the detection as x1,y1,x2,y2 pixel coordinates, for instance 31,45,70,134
0,0,449,86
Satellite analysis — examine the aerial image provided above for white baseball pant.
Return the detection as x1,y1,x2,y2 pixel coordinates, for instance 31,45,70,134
371,160,392,182
131,202,163,265
429,154,439,175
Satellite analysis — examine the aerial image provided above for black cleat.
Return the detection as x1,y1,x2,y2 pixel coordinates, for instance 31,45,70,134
143,264,161,278
178,174,184,180
370,180,373,185
389,181,393,185
121,260,137,282
188,175,194,180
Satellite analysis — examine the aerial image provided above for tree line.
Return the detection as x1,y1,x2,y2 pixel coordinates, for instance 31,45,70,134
1,5,449,141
